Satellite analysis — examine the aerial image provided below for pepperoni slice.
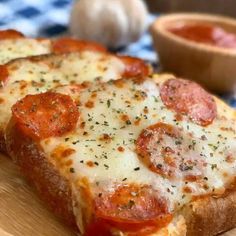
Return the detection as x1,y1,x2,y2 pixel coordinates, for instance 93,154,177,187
94,184,171,232
0,65,9,87
119,56,150,78
0,29,24,40
12,92,79,140
51,38,107,54
136,122,206,180
160,78,217,126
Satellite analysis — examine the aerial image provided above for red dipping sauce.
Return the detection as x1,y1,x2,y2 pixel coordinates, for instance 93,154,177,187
168,23,236,49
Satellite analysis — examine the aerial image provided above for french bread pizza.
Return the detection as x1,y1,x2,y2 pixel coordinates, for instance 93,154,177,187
5,74,236,235
0,50,150,153
0,29,106,64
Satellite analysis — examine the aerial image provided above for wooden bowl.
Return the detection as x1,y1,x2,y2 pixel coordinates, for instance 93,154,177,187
150,13,236,93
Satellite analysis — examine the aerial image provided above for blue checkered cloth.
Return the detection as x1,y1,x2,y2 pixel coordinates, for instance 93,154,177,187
0,0,235,106
0,0,72,36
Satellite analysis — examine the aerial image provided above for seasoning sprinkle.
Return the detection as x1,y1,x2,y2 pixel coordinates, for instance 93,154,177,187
107,99,111,108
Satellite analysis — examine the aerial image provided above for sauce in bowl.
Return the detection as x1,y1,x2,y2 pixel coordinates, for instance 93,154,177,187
168,23,236,49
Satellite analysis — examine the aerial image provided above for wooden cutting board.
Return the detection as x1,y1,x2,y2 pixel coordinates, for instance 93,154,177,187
0,154,75,236
0,154,235,236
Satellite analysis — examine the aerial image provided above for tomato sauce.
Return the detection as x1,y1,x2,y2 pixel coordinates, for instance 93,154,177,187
168,23,236,49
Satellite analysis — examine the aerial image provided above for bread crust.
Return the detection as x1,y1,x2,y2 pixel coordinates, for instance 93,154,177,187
181,189,236,236
5,114,236,235
6,118,78,232
0,130,7,154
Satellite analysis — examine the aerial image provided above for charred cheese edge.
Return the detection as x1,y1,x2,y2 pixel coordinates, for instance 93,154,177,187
37,75,236,235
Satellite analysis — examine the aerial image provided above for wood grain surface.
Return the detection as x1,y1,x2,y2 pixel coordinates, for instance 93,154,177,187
0,153,235,236
0,154,75,236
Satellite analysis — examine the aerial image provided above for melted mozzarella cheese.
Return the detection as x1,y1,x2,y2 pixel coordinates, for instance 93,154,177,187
40,76,236,234
0,38,51,64
0,51,125,130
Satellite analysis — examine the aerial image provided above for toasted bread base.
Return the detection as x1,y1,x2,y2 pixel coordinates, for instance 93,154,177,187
181,190,236,236
5,115,236,236
6,118,77,231
0,131,7,154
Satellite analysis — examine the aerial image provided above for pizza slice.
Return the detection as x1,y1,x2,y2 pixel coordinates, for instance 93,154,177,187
6,74,236,235
0,29,106,64
0,51,150,152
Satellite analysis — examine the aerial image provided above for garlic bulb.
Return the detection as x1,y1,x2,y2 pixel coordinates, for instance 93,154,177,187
69,0,148,48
